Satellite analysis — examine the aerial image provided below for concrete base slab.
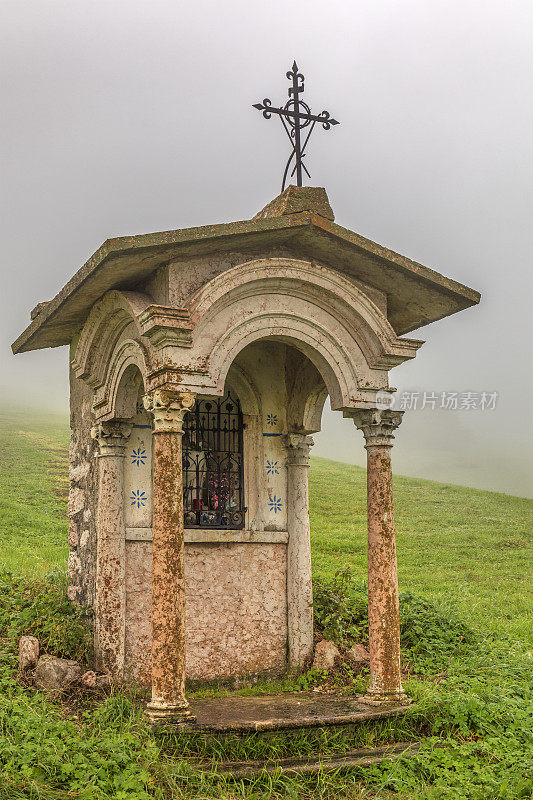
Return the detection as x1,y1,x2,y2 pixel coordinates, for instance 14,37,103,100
178,691,410,732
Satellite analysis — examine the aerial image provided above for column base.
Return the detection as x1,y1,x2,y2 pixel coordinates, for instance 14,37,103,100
145,701,196,728
361,689,412,707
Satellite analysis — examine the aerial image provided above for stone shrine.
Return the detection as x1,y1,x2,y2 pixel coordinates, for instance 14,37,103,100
12,186,480,724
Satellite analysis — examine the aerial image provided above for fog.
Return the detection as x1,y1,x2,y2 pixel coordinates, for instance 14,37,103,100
1,0,531,496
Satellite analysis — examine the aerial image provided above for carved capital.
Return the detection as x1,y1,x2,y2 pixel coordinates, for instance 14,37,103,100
91,420,133,457
285,433,314,467
143,389,195,433
349,408,404,447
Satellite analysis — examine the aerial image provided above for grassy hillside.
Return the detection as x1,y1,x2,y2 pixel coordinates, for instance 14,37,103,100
0,408,532,800
310,458,532,643
0,407,69,574
1,408,531,642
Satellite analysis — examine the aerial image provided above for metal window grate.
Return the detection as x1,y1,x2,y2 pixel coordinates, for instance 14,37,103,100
183,391,245,529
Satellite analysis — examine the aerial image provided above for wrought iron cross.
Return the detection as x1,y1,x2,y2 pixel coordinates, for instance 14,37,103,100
253,61,339,191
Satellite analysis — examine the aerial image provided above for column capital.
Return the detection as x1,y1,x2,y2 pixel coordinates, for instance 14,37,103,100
349,408,404,447
143,389,195,434
91,420,132,457
285,433,314,466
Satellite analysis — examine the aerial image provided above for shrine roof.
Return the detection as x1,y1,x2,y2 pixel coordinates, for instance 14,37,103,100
12,186,480,354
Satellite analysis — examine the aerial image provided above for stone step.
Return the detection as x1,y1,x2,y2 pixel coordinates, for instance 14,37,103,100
204,740,420,778
183,691,410,733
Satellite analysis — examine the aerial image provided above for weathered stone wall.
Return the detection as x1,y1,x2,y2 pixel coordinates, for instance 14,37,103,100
67,344,97,608
124,541,287,684
70,335,317,682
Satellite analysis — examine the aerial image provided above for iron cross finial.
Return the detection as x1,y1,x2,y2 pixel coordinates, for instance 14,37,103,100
253,62,340,191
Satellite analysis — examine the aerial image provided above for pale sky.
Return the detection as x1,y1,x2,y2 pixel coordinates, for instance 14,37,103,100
1,0,532,496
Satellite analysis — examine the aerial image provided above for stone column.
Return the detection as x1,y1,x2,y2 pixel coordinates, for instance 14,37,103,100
143,388,195,726
91,419,132,678
350,409,409,704
285,433,315,669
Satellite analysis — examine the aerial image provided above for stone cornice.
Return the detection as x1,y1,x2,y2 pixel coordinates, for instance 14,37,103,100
348,409,404,447
137,305,193,348
143,389,195,433
12,200,480,355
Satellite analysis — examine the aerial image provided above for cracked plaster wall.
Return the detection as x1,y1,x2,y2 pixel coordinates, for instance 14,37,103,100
124,541,287,684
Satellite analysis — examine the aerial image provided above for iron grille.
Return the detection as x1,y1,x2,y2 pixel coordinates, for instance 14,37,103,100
183,391,245,529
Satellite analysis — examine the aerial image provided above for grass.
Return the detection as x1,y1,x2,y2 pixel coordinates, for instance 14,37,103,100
0,407,532,799
309,457,533,643
0,406,69,574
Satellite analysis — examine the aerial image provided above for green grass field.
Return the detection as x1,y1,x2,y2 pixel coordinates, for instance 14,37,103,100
0,407,69,575
2,407,530,641
310,458,532,644
0,408,532,799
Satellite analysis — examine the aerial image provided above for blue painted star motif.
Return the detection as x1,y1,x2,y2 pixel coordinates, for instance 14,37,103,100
266,459,279,475
131,448,147,466
266,413,278,426
130,490,147,508
268,495,282,513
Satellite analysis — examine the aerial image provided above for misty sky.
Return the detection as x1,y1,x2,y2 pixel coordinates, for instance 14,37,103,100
1,0,532,497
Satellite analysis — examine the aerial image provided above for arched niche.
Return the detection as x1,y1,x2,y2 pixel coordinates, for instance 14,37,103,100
93,338,152,421
221,338,330,435
114,363,143,420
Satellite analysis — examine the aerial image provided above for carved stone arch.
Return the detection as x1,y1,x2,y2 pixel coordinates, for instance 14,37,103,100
301,385,329,434
72,290,153,391
182,258,421,409
93,338,152,420
198,313,364,410
286,347,328,434
225,362,262,417
187,257,421,373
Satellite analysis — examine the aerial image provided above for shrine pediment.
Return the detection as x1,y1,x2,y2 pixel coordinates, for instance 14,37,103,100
12,186,479,354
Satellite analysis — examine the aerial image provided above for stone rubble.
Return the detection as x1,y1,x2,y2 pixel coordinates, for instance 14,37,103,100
81,670,111,689
18,636,40,671
346,642,370,663
312,640,341,671
81,670,97,688
34,656,82,691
